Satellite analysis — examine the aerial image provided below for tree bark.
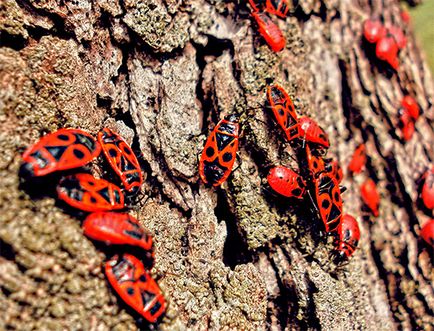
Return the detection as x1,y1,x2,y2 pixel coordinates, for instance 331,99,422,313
0,0,433,330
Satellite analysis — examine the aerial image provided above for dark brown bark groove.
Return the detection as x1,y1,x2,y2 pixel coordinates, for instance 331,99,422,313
0,0,433,330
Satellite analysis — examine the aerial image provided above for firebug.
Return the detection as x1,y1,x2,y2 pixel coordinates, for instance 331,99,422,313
360,178,380,217
326,159,344,184
376,36,399,69
57,173,124,212
298,116,330,150
267,166,306,199
421,167,434,210
266,83,300,142
348,144,366,174
401,95,420,121
398,108,415,142
312,172,343,233
83,212,153,253
363,19,386,44
21,128,101,177
98,128,143,195
105,254,166,323
334,214,360,260
199,114,240,186
420,219,434,247
252,12,286,52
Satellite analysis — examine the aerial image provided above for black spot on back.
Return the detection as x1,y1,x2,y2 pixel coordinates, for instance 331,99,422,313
127,287,135,295
206,147,215,157
149,301,162,316
73,149,85,159
125,230,143,240
222,152,233,162
321,199,330,209
57,134,70,141
109,148,118,157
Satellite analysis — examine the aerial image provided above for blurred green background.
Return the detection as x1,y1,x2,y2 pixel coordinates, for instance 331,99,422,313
411,0,434,72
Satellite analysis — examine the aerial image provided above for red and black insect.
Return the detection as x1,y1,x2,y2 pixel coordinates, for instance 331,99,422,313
348,143,366,174
298,116,330,150
363,19,386,44
248,0,294,18
398,108,415,142
57,173,124,212
266,83,300,142
376,35,399,69
105,254,166,323
420,219,434,248
312,171,343,233
21,128,101,177
305,145,325,178
83,212,153,253
360,178,380,217
98,128,143,195
334,214,360,260
388,25,407,49
252,12,286,52
267,166,306,198
266,0,291,18
401,95,420,121
421,167,434,210
199,114,240,186
326,159,344,184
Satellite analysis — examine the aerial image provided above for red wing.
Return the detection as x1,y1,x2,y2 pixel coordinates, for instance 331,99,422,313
348,144,366,173
98,128,143,194
105,254,165,323
22,129,100,176
199,120,239,186
200,130,220,164
316,174,342,232
57,174,124,212
306,146,325,177
83,212,153,251
252,12,285,52
298,117,329,148
267,84,299,141
216,136,238,171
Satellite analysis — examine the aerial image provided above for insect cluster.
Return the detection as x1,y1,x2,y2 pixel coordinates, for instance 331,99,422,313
361,15,433,248
363,18,407,70
264,84,360,261
20,128,166,324
420,167,434,247
199,83,360,262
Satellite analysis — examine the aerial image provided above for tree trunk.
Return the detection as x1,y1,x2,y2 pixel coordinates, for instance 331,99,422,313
1,0,433,330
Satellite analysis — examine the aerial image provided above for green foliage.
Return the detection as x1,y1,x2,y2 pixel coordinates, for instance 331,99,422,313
410,0,434,72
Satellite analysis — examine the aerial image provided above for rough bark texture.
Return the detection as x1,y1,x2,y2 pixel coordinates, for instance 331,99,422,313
0,0,433,330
